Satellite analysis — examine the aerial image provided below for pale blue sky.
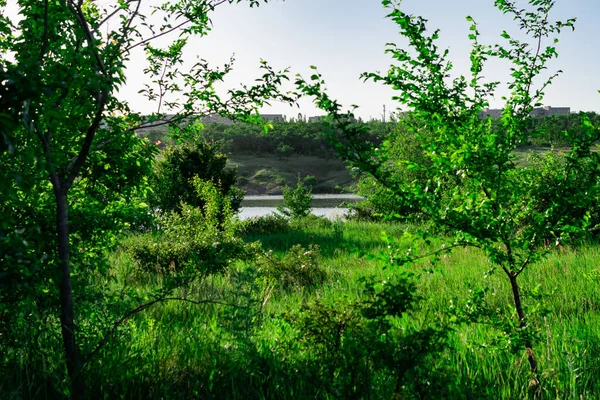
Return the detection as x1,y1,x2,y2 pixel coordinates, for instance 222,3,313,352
178,0,599,120
6,0,599,119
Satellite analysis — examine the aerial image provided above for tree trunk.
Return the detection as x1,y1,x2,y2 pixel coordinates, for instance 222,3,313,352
55,187,82,399
508,274,538,374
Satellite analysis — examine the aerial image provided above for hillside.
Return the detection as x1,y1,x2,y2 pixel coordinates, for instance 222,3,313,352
228,154,354,195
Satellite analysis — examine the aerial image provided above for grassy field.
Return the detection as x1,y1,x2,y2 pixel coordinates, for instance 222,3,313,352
7,217,597,399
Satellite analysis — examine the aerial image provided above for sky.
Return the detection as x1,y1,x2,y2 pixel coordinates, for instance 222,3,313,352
5,0,600,120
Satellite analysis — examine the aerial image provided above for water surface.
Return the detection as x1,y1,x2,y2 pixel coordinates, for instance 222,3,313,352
239,194,362,220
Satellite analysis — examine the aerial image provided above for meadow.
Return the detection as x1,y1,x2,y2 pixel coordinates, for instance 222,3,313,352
7,216,597,399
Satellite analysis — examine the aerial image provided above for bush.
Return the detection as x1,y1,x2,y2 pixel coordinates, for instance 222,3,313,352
149,140,244,219
277,177,312,219
354,120,444,221
257,244,326,290
520,150,600,243
234,213,291,236
303,174,317,188
284,274,450,399
121,204,255,274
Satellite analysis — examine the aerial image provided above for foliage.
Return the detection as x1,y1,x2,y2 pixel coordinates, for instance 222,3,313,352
525,112,600,147
521,150,600,243
121,204,254,275
0,0,297,396
354,116,439,220
234,213,291,236
149,139,244,219
302,174,317,188
141,119,388,158
277,176,313,219
276,143,294,159
297,0,591,383
286,274,450,399
256,244,326,290
4,218,600,398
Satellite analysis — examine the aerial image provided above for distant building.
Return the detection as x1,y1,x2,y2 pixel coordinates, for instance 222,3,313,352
201,113,285,124
259,114,285,122
529,106,570,117
308,116,326,123
479,106,571,119
200,113,233,125
480,107,504,119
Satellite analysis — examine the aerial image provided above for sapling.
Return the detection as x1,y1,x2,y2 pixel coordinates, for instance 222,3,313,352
297,0,598,390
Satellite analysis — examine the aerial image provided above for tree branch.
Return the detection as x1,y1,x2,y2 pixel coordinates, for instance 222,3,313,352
37,0,50,63
125,0,229,53
82,297,246,368
66,0,108,77
64,89,109,191
515,255,530,277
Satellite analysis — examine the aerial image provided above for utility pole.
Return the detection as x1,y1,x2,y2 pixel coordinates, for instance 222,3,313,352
383,104,386,123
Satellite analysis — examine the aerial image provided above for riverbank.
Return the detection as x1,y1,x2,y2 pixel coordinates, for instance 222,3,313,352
228,154,354,195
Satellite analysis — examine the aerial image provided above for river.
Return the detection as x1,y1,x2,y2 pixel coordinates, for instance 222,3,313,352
239,194,362,220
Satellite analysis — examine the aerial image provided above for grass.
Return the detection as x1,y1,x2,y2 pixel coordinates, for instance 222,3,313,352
228,154,354,194
229,147,583,194
3,218,600,399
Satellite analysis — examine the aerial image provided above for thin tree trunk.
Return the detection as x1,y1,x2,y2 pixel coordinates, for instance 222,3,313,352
55,187,82,399
508,274,538,374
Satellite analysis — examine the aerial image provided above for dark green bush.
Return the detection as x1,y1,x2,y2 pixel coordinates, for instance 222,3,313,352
354,120,439,220
284,274,450,399
520,150,600,244
121,204,254,274
303,174,317,188
149,140,244,219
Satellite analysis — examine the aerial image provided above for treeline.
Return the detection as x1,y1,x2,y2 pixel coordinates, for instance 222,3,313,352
142,113,600,158
143,120,388,156
524,112,600,146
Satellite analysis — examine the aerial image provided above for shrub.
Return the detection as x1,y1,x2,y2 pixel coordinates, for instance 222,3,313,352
149,140,244,219
121,204,255,274
285,274,450,399
520,150,600,243
277,177,312,219
275,144,294,159
303,174,317,188
257,244,326,290
234,213,291,236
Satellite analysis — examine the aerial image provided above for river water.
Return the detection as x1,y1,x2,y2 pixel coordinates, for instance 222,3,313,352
239,194,362,220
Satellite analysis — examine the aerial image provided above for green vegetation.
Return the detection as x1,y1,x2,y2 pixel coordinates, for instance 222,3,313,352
230,154,353,194
149,139,245,221
2,0,600,399
4,218,600,398
277,177,314,219
298,0,598,393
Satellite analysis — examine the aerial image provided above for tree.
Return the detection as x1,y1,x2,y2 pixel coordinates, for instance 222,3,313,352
0,0,296,397
277,176,313,219
297,0,594,389
149,138,245,223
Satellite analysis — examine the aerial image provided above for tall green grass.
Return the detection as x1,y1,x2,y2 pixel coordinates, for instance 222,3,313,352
3,219,600,398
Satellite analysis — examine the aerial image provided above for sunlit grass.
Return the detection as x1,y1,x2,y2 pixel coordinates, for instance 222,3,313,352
5,218,598,398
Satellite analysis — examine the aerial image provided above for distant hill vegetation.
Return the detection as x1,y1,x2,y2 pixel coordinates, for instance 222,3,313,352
139,113,600,194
